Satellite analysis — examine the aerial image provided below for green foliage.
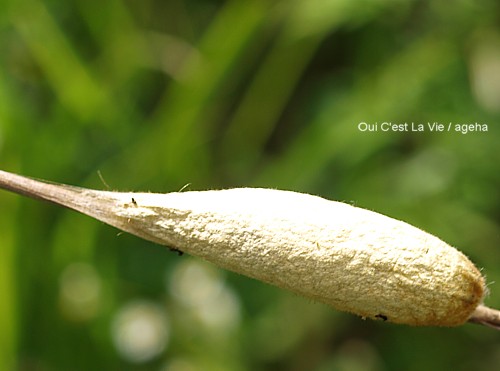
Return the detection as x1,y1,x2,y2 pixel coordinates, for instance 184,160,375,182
0,0,499,370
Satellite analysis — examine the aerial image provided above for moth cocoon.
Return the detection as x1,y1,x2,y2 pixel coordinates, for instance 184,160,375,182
0,171,487,327
106,188,485,327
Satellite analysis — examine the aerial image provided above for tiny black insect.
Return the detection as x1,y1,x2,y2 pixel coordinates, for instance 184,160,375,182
375,314,388,321
169,247,184,256
131,197,137,206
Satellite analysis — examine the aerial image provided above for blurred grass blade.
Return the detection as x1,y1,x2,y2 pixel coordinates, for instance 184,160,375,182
254,36,456,188
10,0,109,122
0,194,18,371
98,0,271,185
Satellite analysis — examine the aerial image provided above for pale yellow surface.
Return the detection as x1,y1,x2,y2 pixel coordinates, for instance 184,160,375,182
83,188,485,327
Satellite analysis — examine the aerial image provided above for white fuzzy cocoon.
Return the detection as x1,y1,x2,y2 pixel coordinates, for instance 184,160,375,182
81,188,485,327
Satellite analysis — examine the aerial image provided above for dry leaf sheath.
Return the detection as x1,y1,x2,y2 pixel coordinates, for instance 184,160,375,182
0,169,498,328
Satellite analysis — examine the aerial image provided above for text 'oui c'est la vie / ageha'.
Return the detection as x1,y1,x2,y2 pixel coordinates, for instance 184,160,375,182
358,121,488,134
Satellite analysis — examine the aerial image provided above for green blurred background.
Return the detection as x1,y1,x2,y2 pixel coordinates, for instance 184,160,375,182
0,0,499,370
